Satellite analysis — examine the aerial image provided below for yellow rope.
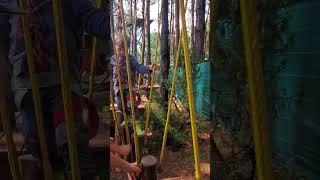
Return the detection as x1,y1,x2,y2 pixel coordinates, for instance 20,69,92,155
88,0,103,99
179,0,201,178
144,0,162,143
159,35,182,168
17,1,53,179
239,1,273,180
110,17,131,144
0,94,21,180
52,0,80,179
119,0,141,165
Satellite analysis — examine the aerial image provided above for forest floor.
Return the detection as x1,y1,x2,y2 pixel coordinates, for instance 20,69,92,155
109,85,211,180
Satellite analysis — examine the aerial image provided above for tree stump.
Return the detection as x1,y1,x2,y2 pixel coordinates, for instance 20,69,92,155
141,155,158,180
18,154,42,180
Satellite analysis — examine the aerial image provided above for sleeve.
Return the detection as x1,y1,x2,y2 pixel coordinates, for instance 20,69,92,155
70,0,109,39
131,55,151,74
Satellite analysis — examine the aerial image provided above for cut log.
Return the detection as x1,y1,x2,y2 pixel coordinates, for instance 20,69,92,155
141,155,158,180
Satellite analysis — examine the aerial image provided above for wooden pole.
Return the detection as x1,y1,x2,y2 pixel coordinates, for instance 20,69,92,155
141,155,158,180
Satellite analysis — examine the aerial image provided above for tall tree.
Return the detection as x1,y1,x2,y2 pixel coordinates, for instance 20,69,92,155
160,0,170,103
175,0,180,48
190,0,195,53
141,0,146,65
170,0,174,51
145,0,151,85
132,0,137,57
195,0,206,62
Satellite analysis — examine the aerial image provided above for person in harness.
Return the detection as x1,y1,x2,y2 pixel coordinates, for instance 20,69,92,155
110,33,156,116
4,0,142,179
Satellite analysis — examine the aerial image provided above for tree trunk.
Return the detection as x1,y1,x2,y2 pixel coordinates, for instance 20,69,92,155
170,0,174,52
130,0,133,54
132,0,137,57
145,0,151,84
160,0,170,104
175,0,180,48
190,0,195,54
141,0,146,65
195,0,206,62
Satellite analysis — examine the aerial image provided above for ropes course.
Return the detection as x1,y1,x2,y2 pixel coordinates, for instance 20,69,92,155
0,0,275,179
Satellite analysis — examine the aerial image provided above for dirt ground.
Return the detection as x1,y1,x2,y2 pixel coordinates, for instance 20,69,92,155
110,125,210,180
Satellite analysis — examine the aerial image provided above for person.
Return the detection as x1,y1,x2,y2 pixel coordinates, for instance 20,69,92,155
4,0,112,179
110,140,141,173
110,34,156,115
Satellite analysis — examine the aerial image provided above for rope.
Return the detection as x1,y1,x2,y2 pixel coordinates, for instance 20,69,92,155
119,0,141,165
159,0,188,170
110,16,131,144
239,1,273,180
159,35,182,168
17,1,53,179
52,0,80,179
88,0,103,99
179,0,201,178
144,0,162,144
0,99,21,180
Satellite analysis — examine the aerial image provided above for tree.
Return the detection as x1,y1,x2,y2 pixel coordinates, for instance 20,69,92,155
145,0,151,84
195,0,206,62
175,0,180,48
190,0,195,53
160,0,170,103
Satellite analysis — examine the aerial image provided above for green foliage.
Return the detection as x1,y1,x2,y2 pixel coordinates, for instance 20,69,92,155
212,0,295,131
140,93,189,153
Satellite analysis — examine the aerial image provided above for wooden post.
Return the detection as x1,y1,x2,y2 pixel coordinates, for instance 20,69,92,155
18,155,42,180
141,155,158,180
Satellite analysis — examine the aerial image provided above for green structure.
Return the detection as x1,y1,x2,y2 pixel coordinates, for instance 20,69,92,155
267,1,320,179
169,61,211,120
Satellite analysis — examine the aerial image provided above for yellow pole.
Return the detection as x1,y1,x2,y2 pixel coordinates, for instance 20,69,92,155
179,0,201,178
88,0,103,99
110,16,131,144
0,69,21,180
52,0,80,179
144,0,162,142
159,36,182,168
119,0,140,165
17,1,53,179
239,1,273,180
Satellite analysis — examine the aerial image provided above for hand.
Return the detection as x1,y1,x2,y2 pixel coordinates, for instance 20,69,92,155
128,162,141,173
149,63,157,71
119,144,131,156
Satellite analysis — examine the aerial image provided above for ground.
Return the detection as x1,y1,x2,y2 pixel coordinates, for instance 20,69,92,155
110,128,210,180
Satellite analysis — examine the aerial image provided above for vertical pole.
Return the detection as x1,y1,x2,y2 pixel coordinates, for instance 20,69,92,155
179,0,201,178
52,0,80,179
17,1,53,179
239,0,274,180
